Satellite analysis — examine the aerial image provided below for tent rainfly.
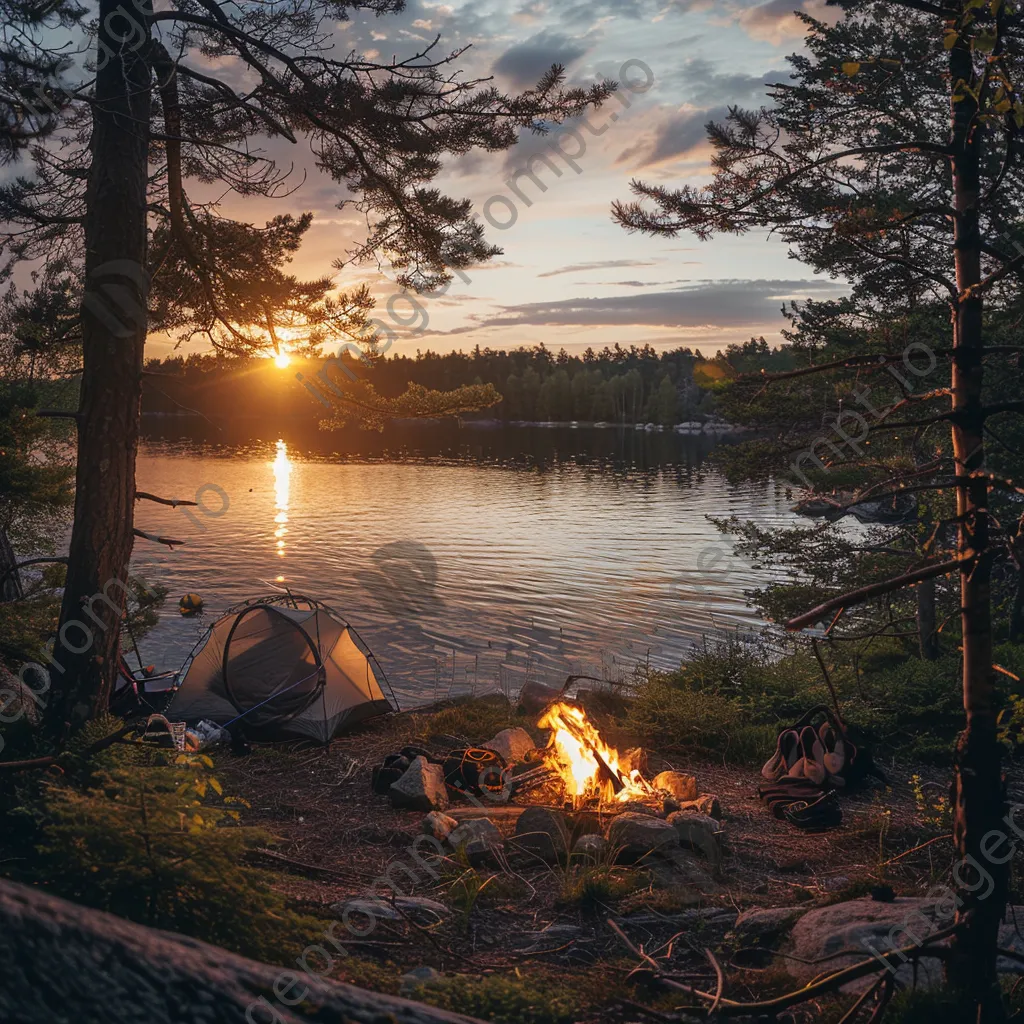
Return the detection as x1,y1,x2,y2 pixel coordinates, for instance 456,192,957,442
166,595,396,743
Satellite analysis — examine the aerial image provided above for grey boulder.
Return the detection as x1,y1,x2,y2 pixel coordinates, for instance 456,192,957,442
571,833,609,863
389,756,448,813
785,898,1024,993
447,817,502,863
483,727,535,763
331,895,449,926
0,664,45,726
399,966,442,996
666,811,723,868
607,812,680,862
513,806,568,862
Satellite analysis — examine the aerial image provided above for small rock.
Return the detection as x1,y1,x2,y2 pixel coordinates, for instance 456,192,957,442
399,966,442,995
679,794,722,821
571,833,608,862
661,848,716,888
822,875,851,893
518,679,562,714
389,756,448,812
667,811,723,868
607,811,680,863
514,806,568,862
731,907,806,948
330,895,448,924
483,727,535,763
0,665,45,726
652,770,698,802
448,817,502,864
421,810,458,841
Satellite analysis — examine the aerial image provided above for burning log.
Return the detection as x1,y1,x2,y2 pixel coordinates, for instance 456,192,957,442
536,701,654,808
507,764,557,797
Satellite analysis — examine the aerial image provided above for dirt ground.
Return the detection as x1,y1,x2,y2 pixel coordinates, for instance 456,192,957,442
214,699,1022,1020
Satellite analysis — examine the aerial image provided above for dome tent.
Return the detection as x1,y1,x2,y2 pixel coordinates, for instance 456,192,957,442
166,595,396,743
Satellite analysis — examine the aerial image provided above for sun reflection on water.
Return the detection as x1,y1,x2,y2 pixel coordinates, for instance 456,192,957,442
272,439,291,558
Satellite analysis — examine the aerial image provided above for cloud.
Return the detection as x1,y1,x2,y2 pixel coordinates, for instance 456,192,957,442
492,30,590,88
616,61,791,167
537,259,659,278
738,0,830,43
674,58,791,106
618,105,727,166
575,275,699,286
454,278,845,331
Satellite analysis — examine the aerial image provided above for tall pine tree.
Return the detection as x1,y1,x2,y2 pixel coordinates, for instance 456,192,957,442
615,0,1024,1008
0,0,611,739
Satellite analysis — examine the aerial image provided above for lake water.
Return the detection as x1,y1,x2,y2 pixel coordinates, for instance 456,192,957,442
131,422,795,708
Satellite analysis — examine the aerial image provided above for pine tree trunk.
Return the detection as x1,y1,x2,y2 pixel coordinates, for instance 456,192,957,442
45,1,151,742
916,576,938,660
1009,566,1024,643
0,526,23,602
945,25,1008,1014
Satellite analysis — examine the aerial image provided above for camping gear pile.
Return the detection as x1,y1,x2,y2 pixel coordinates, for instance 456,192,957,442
372,744,522,801
758,705,885,831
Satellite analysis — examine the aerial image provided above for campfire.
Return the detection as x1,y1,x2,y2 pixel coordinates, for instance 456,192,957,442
535,701,655,809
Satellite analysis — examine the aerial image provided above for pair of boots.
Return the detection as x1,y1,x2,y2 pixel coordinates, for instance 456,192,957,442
758,707,853,831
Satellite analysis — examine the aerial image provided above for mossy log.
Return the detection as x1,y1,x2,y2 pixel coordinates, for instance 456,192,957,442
0,879,488,1024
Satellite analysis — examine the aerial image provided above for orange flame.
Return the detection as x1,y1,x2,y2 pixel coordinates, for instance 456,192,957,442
537,701,653,805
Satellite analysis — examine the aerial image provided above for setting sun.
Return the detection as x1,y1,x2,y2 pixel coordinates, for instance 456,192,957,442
273,351,291,369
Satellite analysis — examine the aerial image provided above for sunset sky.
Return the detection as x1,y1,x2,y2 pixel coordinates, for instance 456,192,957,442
149,0,849,360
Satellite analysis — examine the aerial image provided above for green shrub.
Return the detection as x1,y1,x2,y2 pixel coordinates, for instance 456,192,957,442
627,674,777,764
626,635,1024,766
557,863,644,910
2,719,322,964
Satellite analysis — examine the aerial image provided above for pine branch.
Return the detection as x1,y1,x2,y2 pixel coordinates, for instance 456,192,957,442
133,528,185,549
786,557,976,630
134,492,198,508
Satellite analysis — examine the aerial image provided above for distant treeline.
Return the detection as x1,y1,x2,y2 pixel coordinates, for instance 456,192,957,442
142,340,796,425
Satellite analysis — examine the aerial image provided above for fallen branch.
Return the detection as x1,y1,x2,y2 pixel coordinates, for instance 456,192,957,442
247,847,374,882
33,409,79,420
704,947,725,1014
880,833,952,866
836,975,887,1024
0,723,134,772
0,556,68,588
608,915,959,1018
133,528,186,548
135,491,199,508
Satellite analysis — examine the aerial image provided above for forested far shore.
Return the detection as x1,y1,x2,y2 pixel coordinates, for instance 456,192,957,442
139,340,796,427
